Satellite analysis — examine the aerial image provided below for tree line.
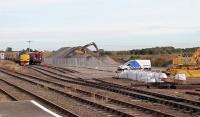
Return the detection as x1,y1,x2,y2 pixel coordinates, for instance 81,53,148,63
102,46,199,55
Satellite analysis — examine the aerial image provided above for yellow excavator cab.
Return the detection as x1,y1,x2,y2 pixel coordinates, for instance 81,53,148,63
74,47,85,55
74,42,99,55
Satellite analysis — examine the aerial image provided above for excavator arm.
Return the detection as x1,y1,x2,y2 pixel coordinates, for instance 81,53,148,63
73,42,99,56
82,42,99,52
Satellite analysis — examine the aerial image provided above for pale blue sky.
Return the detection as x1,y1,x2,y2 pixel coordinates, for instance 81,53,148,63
0,0,200,51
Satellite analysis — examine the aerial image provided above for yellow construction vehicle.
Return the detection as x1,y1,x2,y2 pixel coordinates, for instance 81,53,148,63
74,42,99,55
166,48,200,77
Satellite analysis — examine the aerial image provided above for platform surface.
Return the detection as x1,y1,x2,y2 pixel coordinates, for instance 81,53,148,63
0,100,61,117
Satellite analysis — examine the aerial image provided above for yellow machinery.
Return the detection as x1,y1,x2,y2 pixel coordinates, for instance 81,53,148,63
20,53,30,66
74,42,99,55
74,47,85,55
167,48,200,77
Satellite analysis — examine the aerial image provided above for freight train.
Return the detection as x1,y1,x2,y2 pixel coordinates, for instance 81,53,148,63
1,51,43,66
29,52,43,65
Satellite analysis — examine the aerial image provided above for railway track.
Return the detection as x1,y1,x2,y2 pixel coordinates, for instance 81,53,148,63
42,64,114,73
0,72,80,117
32,65,83,80
0,68,179,117
185,91,200,97
29,66,200,116
76,66,114,73
40,64,79,73
0,88,18,101
93,79,200,106
39,65,85,79
196,89,200,91
0,68,152,117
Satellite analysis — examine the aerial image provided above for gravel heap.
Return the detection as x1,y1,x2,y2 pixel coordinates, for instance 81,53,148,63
45,47,118,67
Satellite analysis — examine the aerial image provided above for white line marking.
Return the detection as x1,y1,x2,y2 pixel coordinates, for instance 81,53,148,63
31,100,62,117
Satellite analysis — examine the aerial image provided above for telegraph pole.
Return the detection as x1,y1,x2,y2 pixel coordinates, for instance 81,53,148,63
26,40,32,52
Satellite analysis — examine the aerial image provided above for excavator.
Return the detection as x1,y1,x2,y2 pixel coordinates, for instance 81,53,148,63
166,48,200,77
74,42,99,56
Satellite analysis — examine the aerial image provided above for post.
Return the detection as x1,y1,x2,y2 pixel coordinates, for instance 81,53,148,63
26,40,32,52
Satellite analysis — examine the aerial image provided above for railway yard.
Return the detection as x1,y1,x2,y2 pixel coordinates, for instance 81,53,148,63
1,0,200,116
0,60,200,117
0,44,199,117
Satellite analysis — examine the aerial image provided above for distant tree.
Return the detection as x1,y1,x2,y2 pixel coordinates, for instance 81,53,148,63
130,50,134,55
148,50,153,54
105,51,113,55
5,47,12,52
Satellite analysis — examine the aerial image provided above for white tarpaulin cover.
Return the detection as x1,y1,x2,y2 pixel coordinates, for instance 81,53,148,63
116,70,168,83
175,74,186,81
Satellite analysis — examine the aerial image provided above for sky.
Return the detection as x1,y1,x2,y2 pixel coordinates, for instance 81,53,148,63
0,0,200,51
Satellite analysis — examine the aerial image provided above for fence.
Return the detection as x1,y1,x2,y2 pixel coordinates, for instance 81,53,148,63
44,57,106,67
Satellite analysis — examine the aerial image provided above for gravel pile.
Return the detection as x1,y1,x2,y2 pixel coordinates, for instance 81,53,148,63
44,46,118,67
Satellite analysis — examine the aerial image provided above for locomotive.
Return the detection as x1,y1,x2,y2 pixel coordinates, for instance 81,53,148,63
29,52,43,65
19,52,30,66
3,51,43,66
